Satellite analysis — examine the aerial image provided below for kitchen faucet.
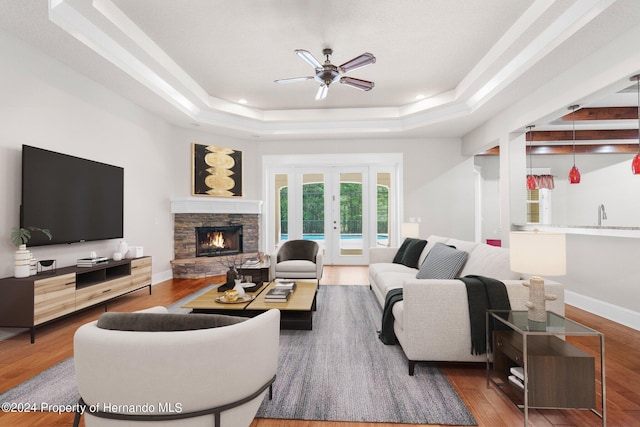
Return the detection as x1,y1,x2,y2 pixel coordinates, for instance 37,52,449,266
598,204,607,226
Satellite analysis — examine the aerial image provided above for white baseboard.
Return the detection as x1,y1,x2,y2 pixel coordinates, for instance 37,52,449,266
152,269,173,285
565,290,640,331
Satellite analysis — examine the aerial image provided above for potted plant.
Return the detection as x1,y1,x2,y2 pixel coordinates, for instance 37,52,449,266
10,226,52,278
11,226,52,248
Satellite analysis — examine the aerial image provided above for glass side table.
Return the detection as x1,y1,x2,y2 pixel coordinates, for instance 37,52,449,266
486,310,605,427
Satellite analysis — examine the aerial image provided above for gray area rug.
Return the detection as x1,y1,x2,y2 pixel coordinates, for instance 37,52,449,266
0,284,476,425
256,285,476,425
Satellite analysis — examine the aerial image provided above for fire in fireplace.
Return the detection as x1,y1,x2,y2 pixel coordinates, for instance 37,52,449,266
195,226,243,257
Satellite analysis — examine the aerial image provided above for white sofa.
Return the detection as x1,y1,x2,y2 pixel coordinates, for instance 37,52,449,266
369,235,565,374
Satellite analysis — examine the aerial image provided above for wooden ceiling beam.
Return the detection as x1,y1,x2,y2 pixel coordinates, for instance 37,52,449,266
531,129,638,141
477,144,639,156
561,107,638,121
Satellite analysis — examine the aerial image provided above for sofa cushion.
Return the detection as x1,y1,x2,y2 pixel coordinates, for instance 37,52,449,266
275,259,317,273
97,312,245,332
393,238,428,268
416,242,468,279
458,242,521,279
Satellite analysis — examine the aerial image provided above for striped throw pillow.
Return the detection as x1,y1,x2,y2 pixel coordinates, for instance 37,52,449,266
416,242,468,279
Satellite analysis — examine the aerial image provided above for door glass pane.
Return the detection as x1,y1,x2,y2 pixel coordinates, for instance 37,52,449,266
340,172,363,256
302,174,324,246
377,172,391,247
275,174,288,244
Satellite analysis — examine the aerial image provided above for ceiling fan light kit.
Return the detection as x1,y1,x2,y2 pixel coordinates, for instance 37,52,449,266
275,48,376,100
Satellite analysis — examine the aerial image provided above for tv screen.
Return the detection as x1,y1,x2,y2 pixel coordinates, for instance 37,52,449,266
20,145,124,246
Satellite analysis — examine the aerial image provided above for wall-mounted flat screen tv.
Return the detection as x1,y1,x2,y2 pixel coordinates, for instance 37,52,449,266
20,145,124,246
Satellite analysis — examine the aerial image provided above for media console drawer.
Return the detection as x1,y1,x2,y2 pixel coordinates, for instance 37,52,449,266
34,273,76,325
75,275,133,310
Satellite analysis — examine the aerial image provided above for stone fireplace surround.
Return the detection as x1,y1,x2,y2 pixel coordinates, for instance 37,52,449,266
170,199,262,279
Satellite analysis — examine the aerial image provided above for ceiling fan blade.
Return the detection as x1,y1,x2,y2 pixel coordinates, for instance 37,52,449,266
295,49,323,70
315,84,328,101
339,76,375,91
339,52,376,73
274,76,314,84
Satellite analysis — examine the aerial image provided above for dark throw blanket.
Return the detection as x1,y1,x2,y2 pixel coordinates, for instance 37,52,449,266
378,288,404,345
460,275,511,355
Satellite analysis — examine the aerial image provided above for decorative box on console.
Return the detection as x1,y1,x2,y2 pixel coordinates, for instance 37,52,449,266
127,246,144,258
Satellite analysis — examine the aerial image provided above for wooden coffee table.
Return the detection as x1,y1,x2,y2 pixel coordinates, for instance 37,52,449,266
182,280,318,330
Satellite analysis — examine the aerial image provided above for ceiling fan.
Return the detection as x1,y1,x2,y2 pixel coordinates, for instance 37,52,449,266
274,48,376,101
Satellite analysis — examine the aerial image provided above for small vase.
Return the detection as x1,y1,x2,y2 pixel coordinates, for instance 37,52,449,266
118,241,128,258
226,267,238,286
14,244,31,278
29,254,37,276
233,279,246,297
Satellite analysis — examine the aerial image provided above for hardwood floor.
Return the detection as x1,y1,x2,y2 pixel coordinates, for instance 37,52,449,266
0,266,638,426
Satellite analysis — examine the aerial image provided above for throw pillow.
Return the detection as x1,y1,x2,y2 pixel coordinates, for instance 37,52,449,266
400,238,428,268
392,238,415,264
97,312,245,331
416,242,468,279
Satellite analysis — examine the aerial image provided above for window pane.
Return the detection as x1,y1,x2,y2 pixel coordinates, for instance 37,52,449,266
377,172,390,247
340,172,363,256
275,174,288,244
527,189,540,223
302,174,324,243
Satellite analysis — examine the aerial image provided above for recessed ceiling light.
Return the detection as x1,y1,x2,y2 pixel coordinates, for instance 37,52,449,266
238,99,248,104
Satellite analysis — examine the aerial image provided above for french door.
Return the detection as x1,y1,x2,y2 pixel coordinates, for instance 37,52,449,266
264,153,402,265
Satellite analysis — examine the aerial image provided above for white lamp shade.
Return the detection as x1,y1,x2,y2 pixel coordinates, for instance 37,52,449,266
401,222,420,239
509,231,566,276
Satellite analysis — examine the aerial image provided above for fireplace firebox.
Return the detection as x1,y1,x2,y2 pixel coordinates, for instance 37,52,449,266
195,226,243,257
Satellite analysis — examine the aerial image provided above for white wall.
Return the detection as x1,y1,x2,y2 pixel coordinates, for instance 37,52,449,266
474,155,501,242
0,30,174,282
530,153,640,227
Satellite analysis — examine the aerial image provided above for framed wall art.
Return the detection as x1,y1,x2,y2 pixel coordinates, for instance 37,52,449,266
192,143,243,197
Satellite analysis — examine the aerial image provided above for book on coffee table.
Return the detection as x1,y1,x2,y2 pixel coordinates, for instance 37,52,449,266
275,281,297,291
264,288,293,302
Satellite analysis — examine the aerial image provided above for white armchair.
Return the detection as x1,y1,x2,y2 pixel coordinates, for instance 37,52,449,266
73,306,280,427
270,239,323,284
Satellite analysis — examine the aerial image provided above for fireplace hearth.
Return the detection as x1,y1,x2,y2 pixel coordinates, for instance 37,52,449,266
195,226,243,257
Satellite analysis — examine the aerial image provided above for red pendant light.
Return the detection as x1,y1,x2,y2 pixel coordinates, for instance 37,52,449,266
632,74,640,174
568,105,581,184
525,125,537,190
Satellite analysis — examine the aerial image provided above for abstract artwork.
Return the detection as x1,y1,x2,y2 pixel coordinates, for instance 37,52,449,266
192,143,243,197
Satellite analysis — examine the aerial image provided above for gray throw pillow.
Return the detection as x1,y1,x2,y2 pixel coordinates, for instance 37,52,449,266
416,242,468,279
97,312,245,331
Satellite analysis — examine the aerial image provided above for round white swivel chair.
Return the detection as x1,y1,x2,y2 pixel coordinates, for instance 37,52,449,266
73,306,280,427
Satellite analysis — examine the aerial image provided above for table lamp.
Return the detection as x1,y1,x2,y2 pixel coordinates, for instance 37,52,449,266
510,231,566,323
